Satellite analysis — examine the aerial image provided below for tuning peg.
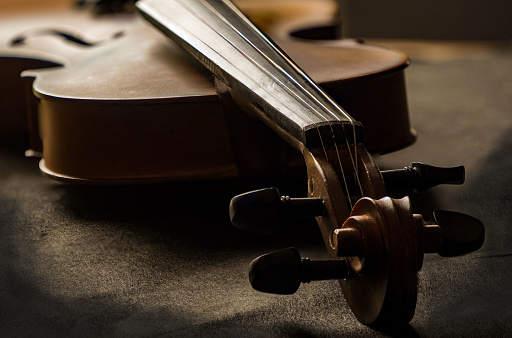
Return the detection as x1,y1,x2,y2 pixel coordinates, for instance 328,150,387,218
381,162,465,193
331,201,484,274
248,247,349,295
229,188,324,234
428,210,485,257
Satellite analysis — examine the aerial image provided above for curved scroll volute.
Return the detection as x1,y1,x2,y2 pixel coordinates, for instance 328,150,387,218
304,143,418,325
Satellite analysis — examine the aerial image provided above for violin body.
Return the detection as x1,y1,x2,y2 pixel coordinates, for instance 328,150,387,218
0,1,414,183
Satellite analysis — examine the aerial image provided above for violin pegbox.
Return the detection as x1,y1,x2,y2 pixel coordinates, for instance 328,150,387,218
231,146,484,326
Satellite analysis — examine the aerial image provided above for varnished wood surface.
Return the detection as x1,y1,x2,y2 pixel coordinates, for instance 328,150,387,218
0,2,414,183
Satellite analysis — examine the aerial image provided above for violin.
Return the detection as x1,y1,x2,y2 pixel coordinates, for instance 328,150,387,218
0,0,484,327
136,0,484,327
0,0,414,182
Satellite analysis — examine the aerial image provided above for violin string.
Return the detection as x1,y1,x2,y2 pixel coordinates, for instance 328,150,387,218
201,0,362,203
342,125,364,196
178,0,363,204
219,0,364,194
214,0,364,198
179,2,336,147
219,0,360,204
331,129,354,210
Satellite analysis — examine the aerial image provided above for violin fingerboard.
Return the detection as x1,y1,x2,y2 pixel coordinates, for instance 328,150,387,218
137,0,362,148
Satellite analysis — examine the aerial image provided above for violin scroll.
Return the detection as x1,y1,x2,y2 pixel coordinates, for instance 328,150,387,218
246,196,484,325
232,148,483,325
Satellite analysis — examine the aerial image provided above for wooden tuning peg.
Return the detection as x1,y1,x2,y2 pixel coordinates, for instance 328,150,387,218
381,162,465,193
229,188,324,234
248,247,349,295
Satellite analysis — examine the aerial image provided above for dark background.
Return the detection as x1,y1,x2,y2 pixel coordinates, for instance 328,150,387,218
339,0,512,40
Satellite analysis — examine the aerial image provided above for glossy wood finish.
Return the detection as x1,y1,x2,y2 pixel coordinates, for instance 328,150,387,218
0,0,414,183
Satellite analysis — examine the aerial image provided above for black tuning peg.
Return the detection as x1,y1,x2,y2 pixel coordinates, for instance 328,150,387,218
248,247,349,295
432,210,485,257
229,188,324,234
381,162,465,193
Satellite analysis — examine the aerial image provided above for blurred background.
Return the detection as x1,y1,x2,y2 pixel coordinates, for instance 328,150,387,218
338,0,512,40
2,0,511,40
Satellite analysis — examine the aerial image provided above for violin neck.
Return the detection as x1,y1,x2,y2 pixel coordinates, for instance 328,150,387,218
137,0,363,149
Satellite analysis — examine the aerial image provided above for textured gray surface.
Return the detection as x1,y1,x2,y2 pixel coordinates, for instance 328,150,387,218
1,48,512,337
